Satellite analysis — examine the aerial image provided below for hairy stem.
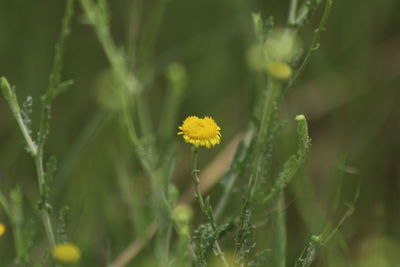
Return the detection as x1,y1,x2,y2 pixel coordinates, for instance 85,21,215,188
191,147,229,267
247,78,279,198
34,156,56,248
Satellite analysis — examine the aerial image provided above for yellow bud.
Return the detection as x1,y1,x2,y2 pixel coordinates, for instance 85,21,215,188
267,62,292,80
52,243,81,264
0,223,6,236
295,114,306,121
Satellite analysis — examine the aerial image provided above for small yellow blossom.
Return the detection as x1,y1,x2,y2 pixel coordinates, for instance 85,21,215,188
178,116,221,148
52,243,81,264
267,62,292,80
0,223,6,236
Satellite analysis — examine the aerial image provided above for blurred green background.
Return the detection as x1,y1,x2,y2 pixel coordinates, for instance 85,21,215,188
1,0,400,266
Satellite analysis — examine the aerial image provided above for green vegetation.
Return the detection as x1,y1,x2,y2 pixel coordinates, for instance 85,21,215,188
0,0,399,266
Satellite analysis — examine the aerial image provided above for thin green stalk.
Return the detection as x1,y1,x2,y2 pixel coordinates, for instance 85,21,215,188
14,111,38,156
13,220,25,262
159,63,186,141
191,147,229,267
295,0,322,24
34,156,56,249
36,0,75,249
294,192,357,267
272,193,286,267
235,78,280,263
263,115,311,204
0,191,10,216
288,0,298,24
247,78,279,198
289,0,333,87
191,147,205,212
9,187,27,263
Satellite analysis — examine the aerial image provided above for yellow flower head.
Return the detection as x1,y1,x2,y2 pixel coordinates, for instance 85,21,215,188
52,243,81,264
0,223,6,236
178,116,221,148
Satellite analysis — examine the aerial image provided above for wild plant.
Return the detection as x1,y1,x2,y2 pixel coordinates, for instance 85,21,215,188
0,0,358,266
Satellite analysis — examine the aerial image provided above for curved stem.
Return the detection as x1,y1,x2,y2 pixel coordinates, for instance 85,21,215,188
289,0,333,87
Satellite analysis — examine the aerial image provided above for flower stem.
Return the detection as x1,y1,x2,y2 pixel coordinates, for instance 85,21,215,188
191,147,205,212
34,155,56,249
191,147,230,267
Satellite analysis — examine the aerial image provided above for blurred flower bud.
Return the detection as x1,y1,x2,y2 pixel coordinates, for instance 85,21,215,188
247,28,301,73
166,62,187,89
52,243,81,264
295,114,306,121
0,223,6,236
172,204,193,223
267,62,292,80
265,28,302,62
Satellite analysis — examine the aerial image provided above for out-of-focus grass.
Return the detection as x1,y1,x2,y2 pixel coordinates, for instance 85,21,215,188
1,0,400,266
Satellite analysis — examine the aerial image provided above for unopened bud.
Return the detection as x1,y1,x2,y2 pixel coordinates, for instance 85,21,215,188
267,62,292,80
295,114,306,121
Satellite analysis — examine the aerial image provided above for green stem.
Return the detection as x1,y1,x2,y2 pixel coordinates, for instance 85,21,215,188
191,147,205,213
235,79,280,262
272,193,286,267
34,155,56,249
288,0,298,24
13,108,38,156
0,191,10,216
289,0,333,87
247,78,279,198
295,0,322,24
190,147,230,267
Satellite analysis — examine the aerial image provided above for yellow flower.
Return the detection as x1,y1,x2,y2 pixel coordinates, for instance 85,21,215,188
178,116,221,148
52,243,81,264
0,223,5,236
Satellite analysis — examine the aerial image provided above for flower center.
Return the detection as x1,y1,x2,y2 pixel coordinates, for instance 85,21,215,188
186,118,217,139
